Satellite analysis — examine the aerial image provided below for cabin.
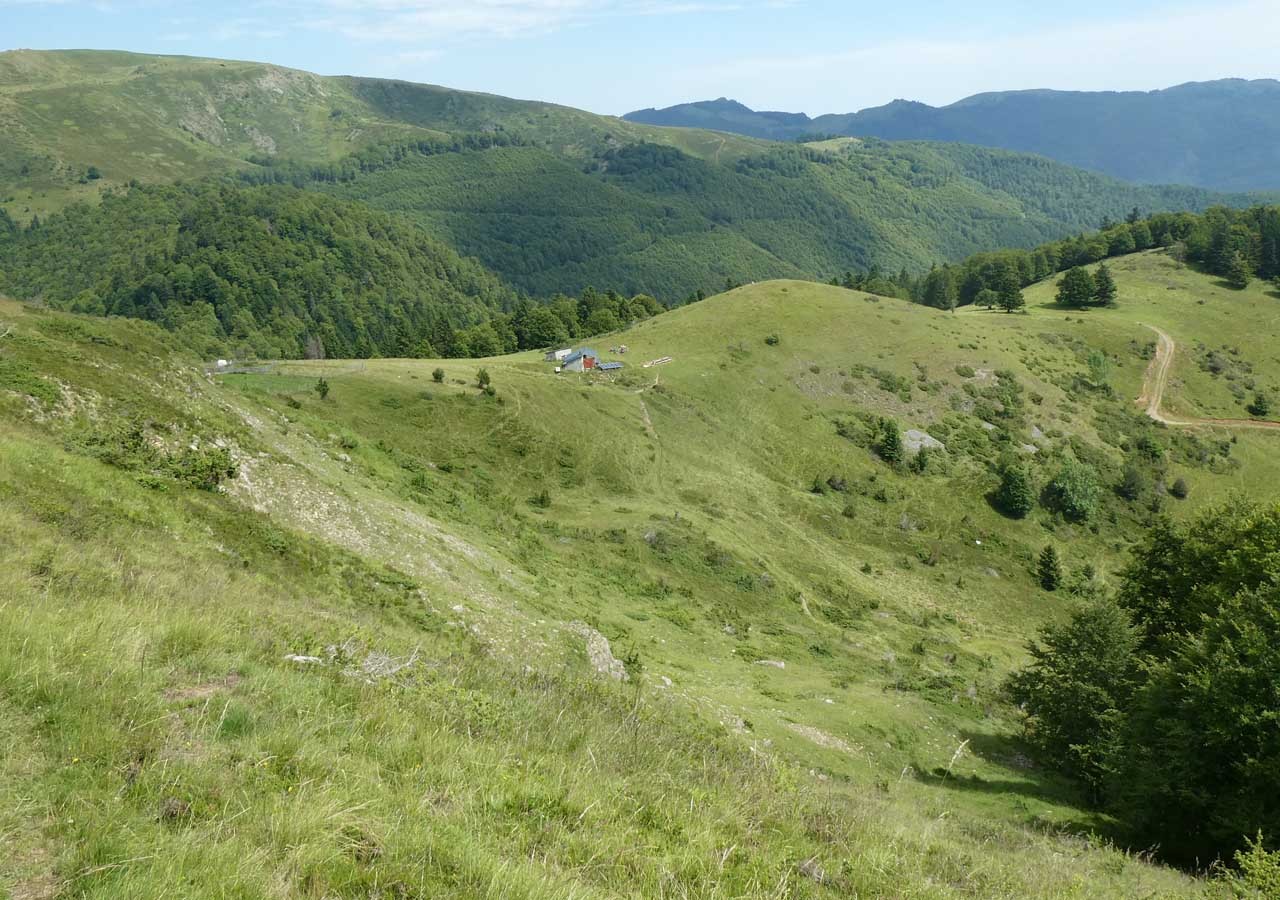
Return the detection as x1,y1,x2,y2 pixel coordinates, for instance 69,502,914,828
545,347,573,362
562,348,599,372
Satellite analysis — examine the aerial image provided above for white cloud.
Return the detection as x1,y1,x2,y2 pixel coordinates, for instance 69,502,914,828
305,0,787,43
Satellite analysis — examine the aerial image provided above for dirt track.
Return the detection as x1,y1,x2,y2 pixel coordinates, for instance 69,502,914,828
1137,324,1280,430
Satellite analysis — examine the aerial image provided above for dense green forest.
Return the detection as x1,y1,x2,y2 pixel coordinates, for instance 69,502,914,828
254,135,1248,300
0,183,521,359
0,181,673,359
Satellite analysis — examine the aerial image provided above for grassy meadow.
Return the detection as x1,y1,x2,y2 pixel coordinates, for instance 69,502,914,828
4,249,1274,895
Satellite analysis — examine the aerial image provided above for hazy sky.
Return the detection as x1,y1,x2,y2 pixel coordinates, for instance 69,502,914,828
4,0,1278,114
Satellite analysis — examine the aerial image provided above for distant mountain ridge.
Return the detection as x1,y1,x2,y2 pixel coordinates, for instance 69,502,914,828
625,80,1280,191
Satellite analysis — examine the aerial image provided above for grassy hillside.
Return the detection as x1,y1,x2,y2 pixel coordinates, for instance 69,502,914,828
5,249,1277,894
0,49,762,220
1019,250,1280,427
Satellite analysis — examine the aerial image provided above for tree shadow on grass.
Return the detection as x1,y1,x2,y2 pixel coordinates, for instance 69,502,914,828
911,729,1123,840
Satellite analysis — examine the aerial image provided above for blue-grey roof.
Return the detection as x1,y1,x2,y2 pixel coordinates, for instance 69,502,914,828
564,348,599,364
598,361,624,371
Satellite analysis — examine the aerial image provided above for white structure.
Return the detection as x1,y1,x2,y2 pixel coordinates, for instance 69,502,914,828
545,347,573,362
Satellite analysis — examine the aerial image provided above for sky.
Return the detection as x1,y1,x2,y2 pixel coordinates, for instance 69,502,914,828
3,0,1278,115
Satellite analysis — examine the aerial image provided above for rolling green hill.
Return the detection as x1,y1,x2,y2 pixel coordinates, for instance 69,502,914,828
0,49,763,220
625,80,1280,192
4,246,1279,895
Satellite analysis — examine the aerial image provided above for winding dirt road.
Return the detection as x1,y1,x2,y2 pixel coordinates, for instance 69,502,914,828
1137,324,1280,430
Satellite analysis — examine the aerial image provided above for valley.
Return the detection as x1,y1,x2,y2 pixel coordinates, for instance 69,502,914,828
1,38,1279,900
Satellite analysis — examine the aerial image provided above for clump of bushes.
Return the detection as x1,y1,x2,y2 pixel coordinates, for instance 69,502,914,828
1043,460,1101,522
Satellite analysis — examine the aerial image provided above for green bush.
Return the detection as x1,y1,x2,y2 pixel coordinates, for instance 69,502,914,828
1111,588,1280,865
168,446,238,492
1007,599,1141,793
1044,460,1101,522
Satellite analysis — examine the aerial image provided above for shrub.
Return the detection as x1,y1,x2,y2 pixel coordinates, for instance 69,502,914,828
432,367,445,383
1224,834,1280,898
1006,599,1141,793
1169,477,1190,499
314,377,330,400
764,334,779,346
476,368,491,389
1247,393,1271,418
169,446,238,492
1116,464,1147,501
1044,460,1101,522
529,488,552,509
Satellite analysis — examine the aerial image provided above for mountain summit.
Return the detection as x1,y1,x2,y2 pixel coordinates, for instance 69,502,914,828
624,80,1280,191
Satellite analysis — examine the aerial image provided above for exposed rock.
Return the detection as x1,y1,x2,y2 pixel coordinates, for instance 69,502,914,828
243,124,277,155
568,622,628,681
979,421,997,432
799,857,828,885
903,429,945,454
1019,443,1039,454
755,659,786,669
1030,424,1046,441
159,796,191,822
787,722,859,755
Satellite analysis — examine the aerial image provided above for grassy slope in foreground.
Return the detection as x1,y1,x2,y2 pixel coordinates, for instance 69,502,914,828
1,271,1262,895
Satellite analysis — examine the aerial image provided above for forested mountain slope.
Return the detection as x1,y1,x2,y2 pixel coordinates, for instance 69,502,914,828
0,183,517,359
0,49,1265,306
257,136,1245,299
626,80,1280,191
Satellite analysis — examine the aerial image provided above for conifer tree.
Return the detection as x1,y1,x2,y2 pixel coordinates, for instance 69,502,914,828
1226,251,1253,289
1093,263,1118,305
1038,545,1063,592
996,464,1035,519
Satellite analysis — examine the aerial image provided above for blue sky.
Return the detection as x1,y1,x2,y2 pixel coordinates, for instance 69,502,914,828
4,0,1277,114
